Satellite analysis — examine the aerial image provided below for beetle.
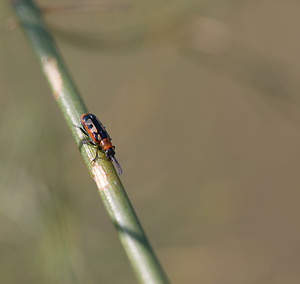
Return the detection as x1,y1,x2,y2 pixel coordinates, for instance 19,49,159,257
74,113,122,175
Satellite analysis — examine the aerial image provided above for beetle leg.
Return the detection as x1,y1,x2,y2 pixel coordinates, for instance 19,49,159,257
80,139,91,145
79,138,98,148
75,123,97,147
91,148,99,163
73,124,88,136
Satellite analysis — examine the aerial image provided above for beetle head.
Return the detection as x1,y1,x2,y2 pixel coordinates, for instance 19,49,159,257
105,147,115,160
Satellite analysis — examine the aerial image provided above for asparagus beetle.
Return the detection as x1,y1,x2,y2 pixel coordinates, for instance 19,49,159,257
74,113,122,175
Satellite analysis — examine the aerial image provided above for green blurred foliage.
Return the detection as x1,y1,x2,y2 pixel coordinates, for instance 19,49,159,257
1,0,300,283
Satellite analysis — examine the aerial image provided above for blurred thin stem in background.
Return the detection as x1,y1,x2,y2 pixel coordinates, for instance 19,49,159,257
10,0,169,283
40,1,130,14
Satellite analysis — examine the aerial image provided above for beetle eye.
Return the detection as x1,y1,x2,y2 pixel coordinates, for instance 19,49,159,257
87,124,93,129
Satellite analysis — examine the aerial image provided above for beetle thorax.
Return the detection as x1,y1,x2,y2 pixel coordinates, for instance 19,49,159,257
100,138,113,151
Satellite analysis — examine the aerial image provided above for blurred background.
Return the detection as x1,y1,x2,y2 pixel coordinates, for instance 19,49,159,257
1,0,300,283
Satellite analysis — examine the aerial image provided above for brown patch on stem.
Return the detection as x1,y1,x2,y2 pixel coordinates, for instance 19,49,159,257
42,57,63,100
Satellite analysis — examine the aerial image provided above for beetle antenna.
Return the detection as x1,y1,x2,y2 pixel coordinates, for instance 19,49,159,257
111,156,122,175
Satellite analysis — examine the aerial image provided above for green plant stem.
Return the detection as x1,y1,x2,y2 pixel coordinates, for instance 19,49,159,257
11,1,169,283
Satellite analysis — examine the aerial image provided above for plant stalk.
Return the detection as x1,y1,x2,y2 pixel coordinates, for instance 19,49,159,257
11,1,169,283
